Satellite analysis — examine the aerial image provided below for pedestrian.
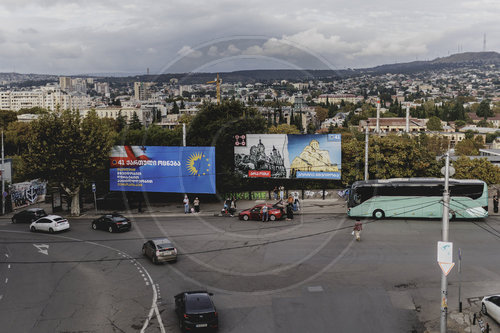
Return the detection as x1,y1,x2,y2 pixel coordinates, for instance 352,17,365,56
493,195,499,213
183,195,190,214
229,198,236,217
273,186,278,200
262,203,269,222
353,220,362,241
279,186,284,201
286,201,293,220
194,197,200,213
293,192,300,211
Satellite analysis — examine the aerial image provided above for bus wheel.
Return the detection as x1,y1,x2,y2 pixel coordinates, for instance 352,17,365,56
373,209,385,219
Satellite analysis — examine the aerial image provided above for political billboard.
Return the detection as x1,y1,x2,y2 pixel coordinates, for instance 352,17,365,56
234,134,341,179
109,146,216,193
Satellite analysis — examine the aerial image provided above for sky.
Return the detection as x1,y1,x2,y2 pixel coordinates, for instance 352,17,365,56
0,0,499,75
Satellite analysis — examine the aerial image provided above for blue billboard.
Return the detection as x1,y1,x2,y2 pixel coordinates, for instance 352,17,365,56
109,146,216,193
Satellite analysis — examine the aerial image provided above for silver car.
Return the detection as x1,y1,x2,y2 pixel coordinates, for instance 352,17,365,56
142,238,177,264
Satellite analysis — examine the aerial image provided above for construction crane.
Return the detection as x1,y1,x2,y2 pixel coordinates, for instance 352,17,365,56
206,73,221,105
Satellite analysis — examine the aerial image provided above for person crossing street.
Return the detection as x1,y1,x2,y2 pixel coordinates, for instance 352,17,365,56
353,220,363,241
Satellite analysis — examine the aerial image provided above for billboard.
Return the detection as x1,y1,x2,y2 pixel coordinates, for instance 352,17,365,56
109,146,216,193
234,134,341,179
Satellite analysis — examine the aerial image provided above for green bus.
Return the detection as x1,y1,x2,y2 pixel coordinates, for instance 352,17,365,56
347,178,489,219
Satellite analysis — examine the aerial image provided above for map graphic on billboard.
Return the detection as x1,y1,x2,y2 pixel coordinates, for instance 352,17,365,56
109,146,216,193
234,134,341,179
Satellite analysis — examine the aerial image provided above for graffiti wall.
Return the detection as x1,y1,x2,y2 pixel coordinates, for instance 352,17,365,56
10,179,47,210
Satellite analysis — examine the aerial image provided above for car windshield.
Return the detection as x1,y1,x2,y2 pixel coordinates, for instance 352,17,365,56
156,242,173,249
35,210,47,217
185,294,213,313
111,217,128,222
54,217,66,222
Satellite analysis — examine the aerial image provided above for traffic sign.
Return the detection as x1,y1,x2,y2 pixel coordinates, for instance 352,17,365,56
439,262,455,276
437,241,453,263
92,183,96,192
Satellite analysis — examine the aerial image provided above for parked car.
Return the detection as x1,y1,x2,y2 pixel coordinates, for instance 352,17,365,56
96,192,131,210
175,291,218,332
482,294,500,324
12,208,47,223
238,203,285,221
30,215,70,233
91,213,131,233
142,238,177,264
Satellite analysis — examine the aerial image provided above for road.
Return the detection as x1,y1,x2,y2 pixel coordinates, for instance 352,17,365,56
0,213,499,332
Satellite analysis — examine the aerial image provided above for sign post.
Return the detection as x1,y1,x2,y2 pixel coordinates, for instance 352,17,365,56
92,183,97,213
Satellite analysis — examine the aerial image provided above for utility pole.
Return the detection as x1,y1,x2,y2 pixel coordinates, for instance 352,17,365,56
364,121,369,181
440,152,451,333
182,123,186,147
1,130,4,215
405,105,410,133
376,98,380,133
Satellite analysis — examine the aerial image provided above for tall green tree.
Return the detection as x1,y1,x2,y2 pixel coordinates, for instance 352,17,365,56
476,100,493,119
129,111,142,130
455,137,484,156
426,116,443,131
453,156,500,185
22,110,117,215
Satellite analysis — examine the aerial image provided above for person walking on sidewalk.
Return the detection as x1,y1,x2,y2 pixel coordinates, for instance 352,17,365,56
353,220,362,241
183,195,190,214
494,194,499,213
193,197,200,213
273,186,278,200
279,185,285,201
262,204,269,222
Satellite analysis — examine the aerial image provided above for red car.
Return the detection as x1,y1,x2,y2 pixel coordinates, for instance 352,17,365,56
238,203,285,221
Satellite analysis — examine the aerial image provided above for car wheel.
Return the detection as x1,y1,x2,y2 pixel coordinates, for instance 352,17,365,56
142,246,146,256
49,228,54,233
482,303,488,315
92,223,97,230
270,214,276,221
243,215,249,221
373,209,385,219
108,226,113,233
30,226,36,232
11,218,16,224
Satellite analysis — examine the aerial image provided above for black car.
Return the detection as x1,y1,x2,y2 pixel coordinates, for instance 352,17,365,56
175,291,218,332
12,208,47,223
91,213,131,233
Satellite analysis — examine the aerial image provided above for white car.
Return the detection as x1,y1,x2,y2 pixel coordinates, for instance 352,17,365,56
30,215,70,233
481,294,500,324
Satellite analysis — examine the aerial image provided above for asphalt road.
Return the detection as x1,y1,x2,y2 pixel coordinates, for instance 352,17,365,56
1,213,499,333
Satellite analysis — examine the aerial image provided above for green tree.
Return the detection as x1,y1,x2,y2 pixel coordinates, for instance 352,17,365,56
315,107,328,123
5,121,31,155
129,112,142,130
0,110,18,129
476,100,493,119
268,124,301,134
426,116,443,131
22,110,117,215
171,102,180,114
116,110,127,132
453,156,500,185
454,138,483,156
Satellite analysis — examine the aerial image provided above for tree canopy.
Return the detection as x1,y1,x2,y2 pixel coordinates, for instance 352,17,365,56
22,110,117,215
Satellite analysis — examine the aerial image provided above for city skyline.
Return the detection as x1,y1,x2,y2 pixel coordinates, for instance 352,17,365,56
0,0,499,75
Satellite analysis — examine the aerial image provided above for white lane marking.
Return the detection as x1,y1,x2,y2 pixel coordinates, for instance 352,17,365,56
1,230,165,333
5,278,8,283
0,295,3,301
33,244,49,255
8,264,10,269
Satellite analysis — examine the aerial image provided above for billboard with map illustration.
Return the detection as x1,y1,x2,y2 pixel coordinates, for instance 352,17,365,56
109,146,216,193
234,134,341,179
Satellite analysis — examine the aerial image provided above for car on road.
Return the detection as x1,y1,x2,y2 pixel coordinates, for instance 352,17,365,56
238,203,285,221
482,294,500,324
142,238,177,264
12,208,47,224
91,213,131,233
30,215,70,233
174,291,218,332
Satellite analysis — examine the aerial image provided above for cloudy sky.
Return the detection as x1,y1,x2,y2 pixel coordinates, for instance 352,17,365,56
0,0,498,75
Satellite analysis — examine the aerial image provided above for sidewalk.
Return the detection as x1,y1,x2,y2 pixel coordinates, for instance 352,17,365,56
1,198,349,220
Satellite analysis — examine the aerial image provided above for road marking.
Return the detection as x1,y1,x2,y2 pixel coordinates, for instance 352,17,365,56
5,278,8,283
4,254,8,258
0,295,3,301
8,264,10,269
307,286,324,292
33,244,49,255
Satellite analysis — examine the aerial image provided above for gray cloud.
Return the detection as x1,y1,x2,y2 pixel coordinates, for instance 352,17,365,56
0,0,498,74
